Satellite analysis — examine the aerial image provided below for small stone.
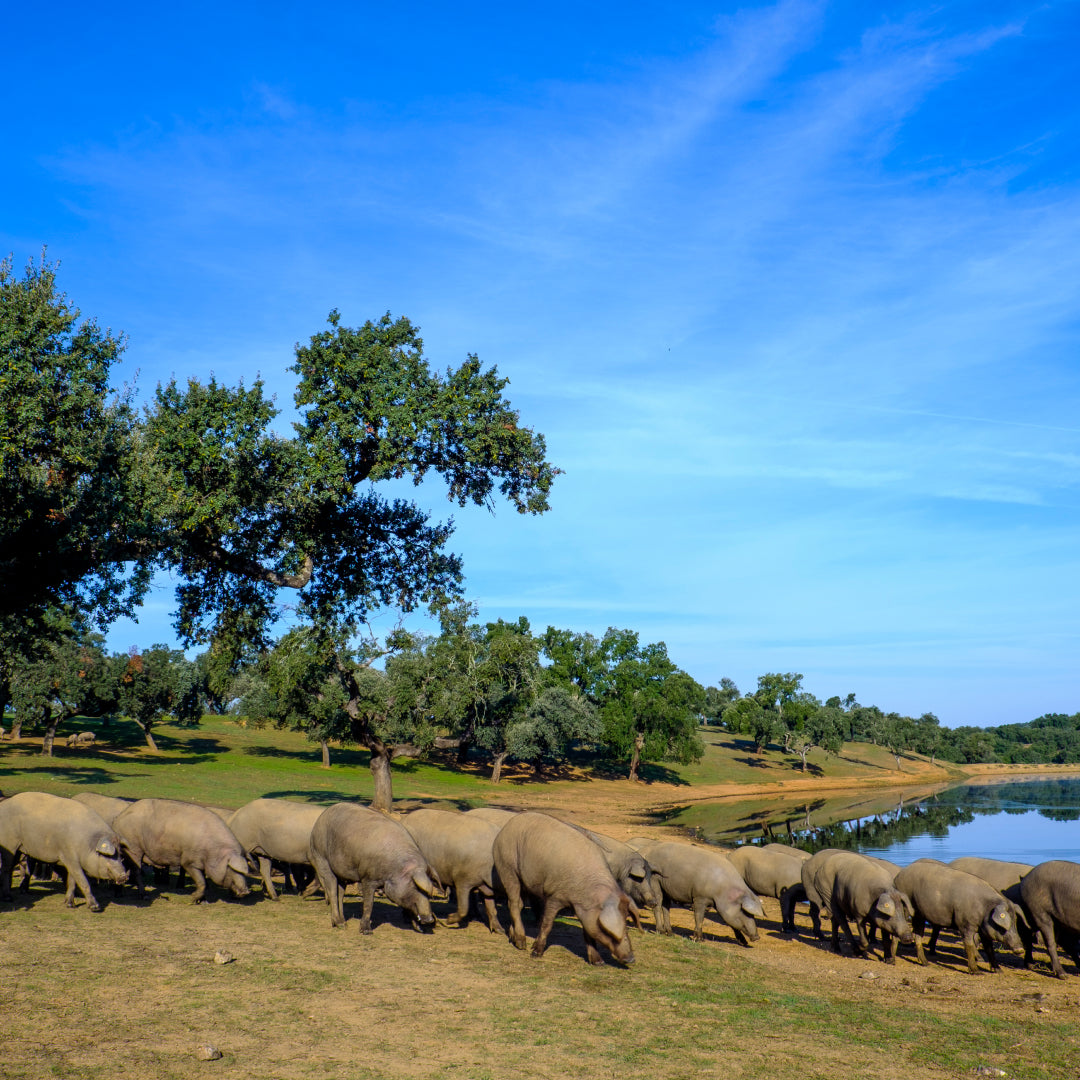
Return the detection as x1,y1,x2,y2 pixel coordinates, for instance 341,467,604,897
858,971,879,980
196,1045,223,1061
972,1067,1007,1078
213,951,234,965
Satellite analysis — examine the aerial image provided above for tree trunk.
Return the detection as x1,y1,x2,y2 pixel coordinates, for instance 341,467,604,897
40,714,58,757
139,721,158,752
491,751,508,784
320,740,331,768
366,737,394,812
11,717,23,741
628,733,645,782
800,748,810,772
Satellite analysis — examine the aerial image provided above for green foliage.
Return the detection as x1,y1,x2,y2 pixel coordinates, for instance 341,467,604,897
117,643,201,747
727,696,777,753
702,678,739,724
0,256,155,643
431,612,600,781
543,626,705,780
8,609,118,753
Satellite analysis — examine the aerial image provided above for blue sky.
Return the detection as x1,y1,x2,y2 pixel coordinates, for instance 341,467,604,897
5,1,1080,726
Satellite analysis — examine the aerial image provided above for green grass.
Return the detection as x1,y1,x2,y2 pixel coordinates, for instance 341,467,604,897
0,714,961,813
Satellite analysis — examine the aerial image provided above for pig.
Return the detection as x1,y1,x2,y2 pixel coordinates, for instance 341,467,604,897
894,859,1022,973
227,798,327,900
494,812,638,965
402,808,503,931
799,848,850,938
627,836,764,945
463,807,519,827
726,845,808,934
806,850,915,962
950,856,1033,895
762,842,811,861
65,731,95,748
577,826,664,930
1019,860,1080,978
72,792,136,826
308,802,439,934
0,792,128,911
112,798,250,903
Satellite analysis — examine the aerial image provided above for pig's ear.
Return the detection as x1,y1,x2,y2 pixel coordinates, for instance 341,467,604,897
876,895,895,917
96,839,117,857
991,904,1011,930
599,901,626,940
742,893,765,919
227,855,248,875
900,894,915,918
412,869,436,896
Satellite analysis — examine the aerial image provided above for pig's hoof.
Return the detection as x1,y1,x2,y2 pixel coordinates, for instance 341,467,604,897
88,902,102,913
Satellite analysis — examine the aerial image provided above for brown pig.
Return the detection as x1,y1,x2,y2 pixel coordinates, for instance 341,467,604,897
112,798,250,903
0,792,128,911
402,808,503,932
727,844,808,934
806,850,915,962
627,836,764,945
1020,860,1080,978
494,812,638,965
228,798,327,900
309,803,439,934
894,858,1022,973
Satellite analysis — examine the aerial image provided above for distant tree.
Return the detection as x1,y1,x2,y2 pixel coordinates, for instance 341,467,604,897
540,627,607,697
778,691,822,753
117,644,200,750
755,673,804,730
9,611,118,756
914,712,943,765
503,685,600,777
879,712,917,770
727,696,777,754
787,706,845,773
247,625,440,807
592,629,705,782
703,678,740,725
433,614,601,783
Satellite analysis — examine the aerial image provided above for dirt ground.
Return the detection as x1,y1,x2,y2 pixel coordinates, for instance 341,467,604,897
3,774,1079,1080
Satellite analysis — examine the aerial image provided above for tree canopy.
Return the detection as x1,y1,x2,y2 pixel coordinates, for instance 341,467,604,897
1,259,558,661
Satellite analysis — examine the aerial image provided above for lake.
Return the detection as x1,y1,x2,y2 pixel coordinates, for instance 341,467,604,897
660,775,1080,866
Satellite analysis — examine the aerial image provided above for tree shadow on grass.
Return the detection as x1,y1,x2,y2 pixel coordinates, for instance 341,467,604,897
575,757,690,786
0,765,130,787
260,788,371,804
786,760,826,777
243,744,375,768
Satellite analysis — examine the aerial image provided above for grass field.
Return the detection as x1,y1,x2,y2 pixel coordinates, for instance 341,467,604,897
0,714,961,812
2,716,1078,1080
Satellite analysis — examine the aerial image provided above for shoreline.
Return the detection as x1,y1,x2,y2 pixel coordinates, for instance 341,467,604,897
515,759,1080,837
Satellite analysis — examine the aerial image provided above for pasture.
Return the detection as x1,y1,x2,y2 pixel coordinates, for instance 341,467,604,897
1,718,1078,1079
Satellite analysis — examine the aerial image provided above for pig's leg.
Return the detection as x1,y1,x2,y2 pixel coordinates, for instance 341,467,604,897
530,897,561,958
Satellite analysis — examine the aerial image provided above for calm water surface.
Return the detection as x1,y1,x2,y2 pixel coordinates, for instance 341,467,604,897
861,778,1080,866
669,776,1080,865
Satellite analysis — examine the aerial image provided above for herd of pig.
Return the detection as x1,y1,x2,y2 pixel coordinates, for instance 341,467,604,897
1,789,1079,977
